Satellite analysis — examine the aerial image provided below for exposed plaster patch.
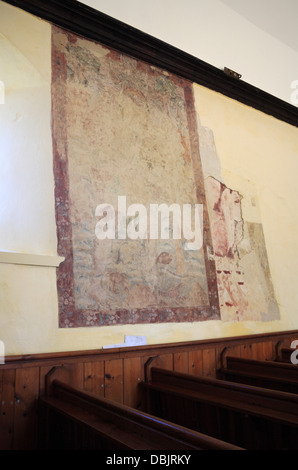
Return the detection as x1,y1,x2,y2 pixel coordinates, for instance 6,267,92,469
205,176,244,259
197,120,280,322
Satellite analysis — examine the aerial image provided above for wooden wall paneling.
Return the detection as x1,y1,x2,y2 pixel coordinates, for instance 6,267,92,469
13,367,39,450
48,363,84,388
189,349,203,376
241,342,260,359
259,341,275,360
248,343,260,359
0,369,15,450
83,361,105,397
202,348,216,378
241,344,252,358
70,362,84,387
104,359,124,403
226,344,242,358
149,354,174,371
173,351,189,374
240,343,253,358
240,340,274,360
123,356,143,408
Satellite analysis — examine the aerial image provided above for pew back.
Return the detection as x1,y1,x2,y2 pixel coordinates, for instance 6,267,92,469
221,356,298,393
277,347,298,364
39,378,242,450
140,367,298,449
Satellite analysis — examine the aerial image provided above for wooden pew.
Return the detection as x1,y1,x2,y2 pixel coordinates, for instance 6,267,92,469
38,378,242,450
275,339,298,363
276,347,298,364
220,356,298,394
139,366,298,450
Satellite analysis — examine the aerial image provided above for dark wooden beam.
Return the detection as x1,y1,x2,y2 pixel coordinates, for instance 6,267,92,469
2,0,298,128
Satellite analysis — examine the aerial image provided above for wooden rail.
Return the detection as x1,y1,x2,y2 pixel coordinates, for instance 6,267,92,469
38,378,242,450
139,366,298,449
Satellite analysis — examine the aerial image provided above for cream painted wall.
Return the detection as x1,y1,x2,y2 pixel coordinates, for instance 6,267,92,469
81,0,298,105
0,3,56,255
0,2,298,355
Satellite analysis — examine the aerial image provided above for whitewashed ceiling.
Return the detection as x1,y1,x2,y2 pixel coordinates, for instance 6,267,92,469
220,0,298,52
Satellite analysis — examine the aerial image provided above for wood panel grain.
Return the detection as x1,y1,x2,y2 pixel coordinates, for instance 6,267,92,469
84,361,105,397
104,359,123,403
259,341,275,360
173,351,189,373
202,348,216,377
189,349,203,375
13,367,39,449
0,369,15,450
241,343,257,359
123,357,143,408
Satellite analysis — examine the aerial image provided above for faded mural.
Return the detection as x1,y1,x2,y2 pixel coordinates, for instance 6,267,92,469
51,25,279,327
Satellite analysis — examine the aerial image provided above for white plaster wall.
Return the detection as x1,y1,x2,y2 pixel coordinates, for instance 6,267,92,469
81,0,298,105
0,3,56,255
